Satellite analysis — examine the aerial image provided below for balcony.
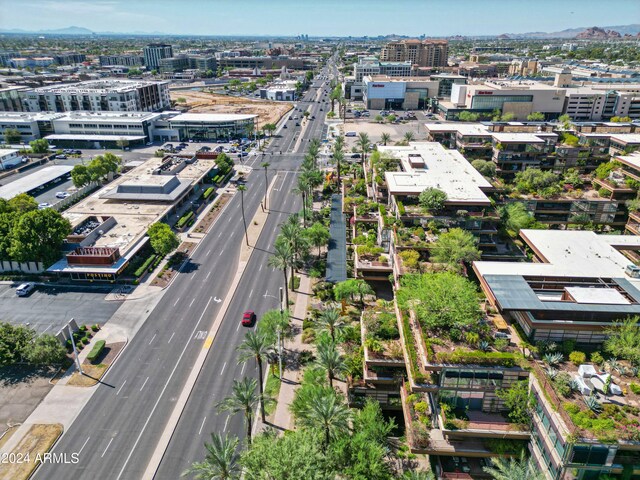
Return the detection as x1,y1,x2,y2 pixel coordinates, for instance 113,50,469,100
439,408,530,439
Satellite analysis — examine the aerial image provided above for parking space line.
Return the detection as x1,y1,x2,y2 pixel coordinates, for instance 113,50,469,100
205,271,211,280
206,249,211,256
223,415,230,432
168,332,175,344
101,437,114,458
78,436,90,456
140,376,149,392
241,363,246,375
189,298,195,308
218,249,224,257
148,334,156,345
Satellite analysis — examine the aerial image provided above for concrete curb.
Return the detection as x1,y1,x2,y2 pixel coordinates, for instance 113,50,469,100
141,175,279,480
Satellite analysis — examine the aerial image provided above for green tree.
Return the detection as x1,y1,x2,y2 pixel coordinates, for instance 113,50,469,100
262,124,277,137
237,185,249,247
418,187,447,212
293,386,350,449
471,159,496,178
304,222,330,257
330,86,342,113
403,131,415,143
182,433,240,480
396,272,482,332
527,112,545,121
483,451,544,480
147,222,179,257
8,193,38,214
500,112,515,122
0,323,35,366
316,308,346,344
458,111,479,122
499,202,538,235
268,241,293,307
241,429,332,480
380,133,391,146
279,216,308,283
558,114,572,130
496,380,533,426
237,331,271,423
9,209,71,266
71,164,91,188
604,317,640,365
357,132,370,164
29,139,49,154
3,128,21,144
257,308,291,350
514,169,560,197
333,149,344,187
333,278,374,305
402,471,436,480
430,228,481,271
23,334,66,365
218,377,260,445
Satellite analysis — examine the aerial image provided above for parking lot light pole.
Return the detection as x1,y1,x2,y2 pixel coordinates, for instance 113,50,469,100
68,320,83,375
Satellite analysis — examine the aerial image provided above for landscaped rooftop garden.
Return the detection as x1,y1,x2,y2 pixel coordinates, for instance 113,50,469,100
362,303,403,363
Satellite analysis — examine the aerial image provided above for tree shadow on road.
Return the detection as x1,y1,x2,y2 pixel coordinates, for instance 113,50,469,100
0,364,56,387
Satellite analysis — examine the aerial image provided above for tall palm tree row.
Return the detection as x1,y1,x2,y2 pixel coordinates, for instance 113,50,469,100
237,331,271,423
315,340,346,389
260,161,270,210
267,240,293,307
295,386,351,450
357,132,370,165
217,377,260,445
482,451,545,480
181,432,240,480
316,307,346,343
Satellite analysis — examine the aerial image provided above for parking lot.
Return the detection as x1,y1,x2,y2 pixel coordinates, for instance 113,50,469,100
0,283,122,335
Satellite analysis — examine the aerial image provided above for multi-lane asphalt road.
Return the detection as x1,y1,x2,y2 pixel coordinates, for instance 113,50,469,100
36,59,338,480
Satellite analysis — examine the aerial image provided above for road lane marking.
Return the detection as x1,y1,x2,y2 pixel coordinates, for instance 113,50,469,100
206,249,211,256
101,437,114,458
228,216,232,223
223,415,230,432
249,288,254,297
205,271,211,280
218,249,224,256
259,264,263,271
236,323,241,332
78,436,90,456
198,416,207,435
115,297,213,480
189,298,195,308
218,232,223,238
241,363,246,375
140,376,149,392
116,380,127,396
168,332,175,344
220,362,226,375
148,334,156,345
173,297,180,307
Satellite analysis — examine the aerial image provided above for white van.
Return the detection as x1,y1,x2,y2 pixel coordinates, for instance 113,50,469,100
345,131,357,137
15,282,35,297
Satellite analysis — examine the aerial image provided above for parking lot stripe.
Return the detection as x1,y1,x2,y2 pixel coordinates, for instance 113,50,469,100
148,334,156,345
78,436,90,456
168,332,175,344
140,376,149,392
101,437,114,458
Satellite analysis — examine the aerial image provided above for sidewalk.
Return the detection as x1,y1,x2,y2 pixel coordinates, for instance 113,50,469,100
270,271,313,431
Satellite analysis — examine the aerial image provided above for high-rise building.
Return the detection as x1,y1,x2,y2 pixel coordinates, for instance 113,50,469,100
143,44,174,70
380,39,448,68
99,55,145,67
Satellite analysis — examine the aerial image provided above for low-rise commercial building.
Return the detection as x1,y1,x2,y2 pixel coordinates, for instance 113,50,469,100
0,148,22,170
363,75,439,110
0,111,63,142
167,113,256,142
260,81,297,101
98,54,145,67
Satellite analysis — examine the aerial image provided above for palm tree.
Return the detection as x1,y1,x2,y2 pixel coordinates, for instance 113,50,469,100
237,331,271,423
404,131,415,143
308,139,321,167
237,185,249,247
316,308,346,343
260,162,270,210
217,377,259,445
182,433,240,480
295,387,350,449
333,150,344,187
483,451,544,480
279,218,306,283
293,175,310,227
268,241,293,307
381,133,391,146
357,132,370,164
315,340,345,389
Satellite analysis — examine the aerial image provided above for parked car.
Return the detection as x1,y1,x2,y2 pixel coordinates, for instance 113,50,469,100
55,191,70,199
241,311,256,327
351,153,360,159
38,203,51,209
56,154,67,159
345,131,357,137
15,282,35,297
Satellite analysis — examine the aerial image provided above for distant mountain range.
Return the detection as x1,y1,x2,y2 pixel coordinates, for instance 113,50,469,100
1,24,640,38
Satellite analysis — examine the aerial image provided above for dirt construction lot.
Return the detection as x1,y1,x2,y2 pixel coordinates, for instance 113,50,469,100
171,91,293,127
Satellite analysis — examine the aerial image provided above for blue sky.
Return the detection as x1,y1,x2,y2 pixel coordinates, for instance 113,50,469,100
2,0,639,36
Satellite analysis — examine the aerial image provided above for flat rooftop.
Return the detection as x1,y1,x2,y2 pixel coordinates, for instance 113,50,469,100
381,142,492,204
491,132,556,143
0,148,19,157
424,122,492,136
0,112,65,123
30,78,168,94
55,111,163,123
169,113,257,123
611,134,640,145
45,134,147,142
616,152,640,170
0,165,72,200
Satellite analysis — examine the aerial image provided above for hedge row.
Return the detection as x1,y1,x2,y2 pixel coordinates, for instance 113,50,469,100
435,349,521,367
134,254,157,278
176,211,195,229
87,340,106,362
203,187,215,200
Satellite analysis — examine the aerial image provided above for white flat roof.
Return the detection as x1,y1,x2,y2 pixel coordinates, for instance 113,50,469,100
565,287,630,305
616,153,640,170
169,113,257,123
491,132,550,143
381,142,492,204
0,148,19,157
424,122,491,136
474,229,640,285
0,165,72,199
611,134,640,145
45,134,147,141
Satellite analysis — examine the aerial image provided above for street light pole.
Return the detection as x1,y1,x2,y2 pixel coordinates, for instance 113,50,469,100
68,320,82,375
278,287,284,380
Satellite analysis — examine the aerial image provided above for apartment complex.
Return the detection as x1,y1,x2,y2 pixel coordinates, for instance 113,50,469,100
380,39,449,68
21,79,171,113
143,43,174,70
98,54,145,67
352,57,413,81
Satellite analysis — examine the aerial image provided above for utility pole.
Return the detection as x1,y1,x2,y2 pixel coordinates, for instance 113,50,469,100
68,320,82,375
278,287,284,380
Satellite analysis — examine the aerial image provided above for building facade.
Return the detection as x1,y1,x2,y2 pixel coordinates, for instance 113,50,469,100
380,39,449,68
143,44,174,70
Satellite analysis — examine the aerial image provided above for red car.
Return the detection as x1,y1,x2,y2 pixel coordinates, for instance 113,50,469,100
241,311,256,327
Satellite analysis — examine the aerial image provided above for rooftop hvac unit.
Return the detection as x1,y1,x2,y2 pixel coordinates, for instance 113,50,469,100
625,264,640,278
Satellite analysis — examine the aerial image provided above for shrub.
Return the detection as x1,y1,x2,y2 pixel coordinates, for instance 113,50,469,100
629,383,640,394
494,338,509,351
414,401,429,415
79,325,87,332
591,351,604,365
203,187,215,200
91,324,100,332
134,254,157,278
86,340,106,362
569,351,587,365
435,349,519,367
397,201,405,216
301,328,315,343
289,275,301,290
176,211,195,229
81,337,89,346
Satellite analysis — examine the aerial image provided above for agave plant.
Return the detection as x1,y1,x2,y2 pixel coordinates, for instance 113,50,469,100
544,352,564,367
585,395,602,414
629,366,639,378
479,340,491,352
547,342,559,353
547,367,558,380
605,357,620,373
569,379,580,392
